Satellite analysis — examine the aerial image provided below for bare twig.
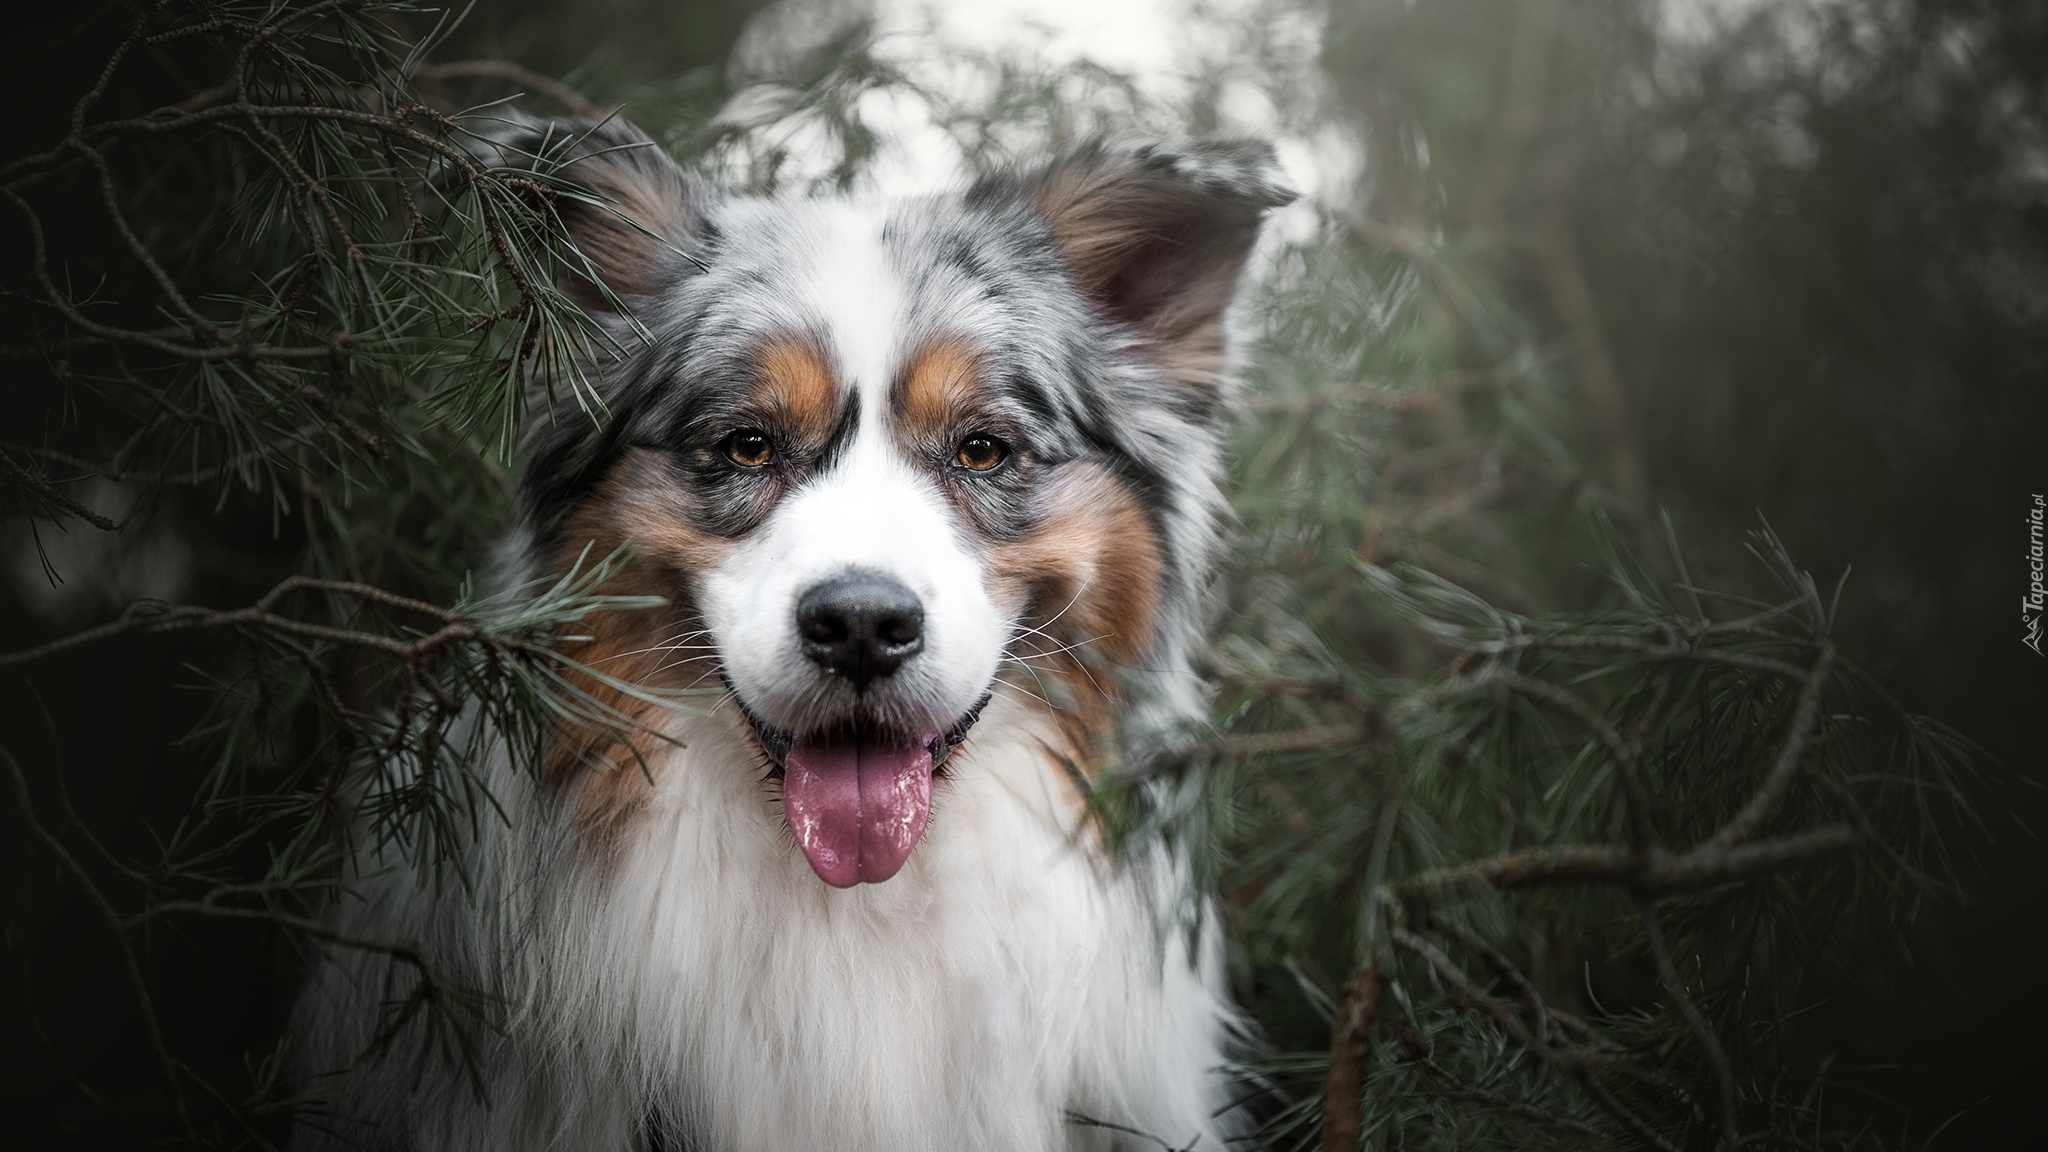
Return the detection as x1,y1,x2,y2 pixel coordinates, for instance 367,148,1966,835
3,743,196,1139
0,575,482,668
416,60,605,119
1220,724,1370,758
1395,825,1859,899
1438,921,1551,1046
4,185,337,361
1491,671,1656,851
3,433,323,487
1491,633,1809,682
1320,961,1383,1152
1414,1057,1603,1137
1391,927,1551,1057
125,900,427,966
1578,1068,1684,1152
1064,1112,1199,1152
1639,896,1739,1150
1709,641,1836,847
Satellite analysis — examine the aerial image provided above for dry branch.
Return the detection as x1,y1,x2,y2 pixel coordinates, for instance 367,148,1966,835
1319,962,1383,1152
1395,824,1860,899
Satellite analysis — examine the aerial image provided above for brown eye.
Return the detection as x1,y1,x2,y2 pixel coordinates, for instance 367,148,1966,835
954,435,1009,472
722,428,775,468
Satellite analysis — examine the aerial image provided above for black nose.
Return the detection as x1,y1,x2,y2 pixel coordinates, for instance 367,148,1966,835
796,571,925,689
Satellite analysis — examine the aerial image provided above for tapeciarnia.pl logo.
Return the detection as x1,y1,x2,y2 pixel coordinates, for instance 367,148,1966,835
2028,494,2045,656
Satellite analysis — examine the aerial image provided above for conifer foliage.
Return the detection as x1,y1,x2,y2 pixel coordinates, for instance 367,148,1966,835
0,2,1993,1149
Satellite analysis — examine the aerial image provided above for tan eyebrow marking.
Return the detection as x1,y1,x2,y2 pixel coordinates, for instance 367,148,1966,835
755,336,841,447
895,338,985,443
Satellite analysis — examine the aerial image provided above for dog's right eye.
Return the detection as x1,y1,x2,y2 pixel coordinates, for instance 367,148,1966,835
721,428,776,468
953,435,1009,472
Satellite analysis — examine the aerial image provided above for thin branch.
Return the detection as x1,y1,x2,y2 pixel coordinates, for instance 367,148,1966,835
1438,921,1551,1047
1578,1068,1684,1152
125,901,427,966
1391,927,1551,1057
1319,961,1382,1152
1492,633,1809,682
3,433,320,487
82,144,225,340
3,185,337,361
1219,724,1369,759
1414,1057,1604,1137
1394,825,1860,898
3,743,196,1139
1,452,120,530
1491,671,1656,851
416,60,605,119
0,576,485,668
1639,896,1739,1150
1709,641,1836,847
1063,1112,1199,1152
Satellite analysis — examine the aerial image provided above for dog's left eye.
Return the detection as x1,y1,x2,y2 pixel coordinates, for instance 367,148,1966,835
954,435,1009,472
722,428,776,468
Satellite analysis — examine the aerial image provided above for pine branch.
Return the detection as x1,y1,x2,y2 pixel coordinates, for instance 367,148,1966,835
1241,542,1960,1151
1393,825,1861,898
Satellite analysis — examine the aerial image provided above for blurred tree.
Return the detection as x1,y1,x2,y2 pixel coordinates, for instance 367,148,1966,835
1311,0,2048,1141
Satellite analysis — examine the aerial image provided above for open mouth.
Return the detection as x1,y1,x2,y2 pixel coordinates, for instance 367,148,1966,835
734,691,990,889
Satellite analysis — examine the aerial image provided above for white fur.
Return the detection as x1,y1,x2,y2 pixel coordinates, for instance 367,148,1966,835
298,693,1236,1151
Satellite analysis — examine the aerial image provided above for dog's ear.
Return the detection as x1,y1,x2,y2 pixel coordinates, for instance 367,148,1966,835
977,140,1295,391
474,115,700,311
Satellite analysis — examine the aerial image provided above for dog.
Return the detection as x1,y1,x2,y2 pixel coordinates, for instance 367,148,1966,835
292,115,1293,1151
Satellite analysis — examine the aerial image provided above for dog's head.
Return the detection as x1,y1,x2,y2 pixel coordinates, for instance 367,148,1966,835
495,118,1291,885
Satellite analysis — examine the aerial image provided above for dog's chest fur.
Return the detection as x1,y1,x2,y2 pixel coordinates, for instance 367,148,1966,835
357,695,1230,1151
556,696,1224,1151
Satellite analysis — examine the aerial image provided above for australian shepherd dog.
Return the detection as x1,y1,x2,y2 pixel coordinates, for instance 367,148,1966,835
293,115,1293,1151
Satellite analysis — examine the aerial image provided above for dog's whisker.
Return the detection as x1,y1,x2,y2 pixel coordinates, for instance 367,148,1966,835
1035,577,1094,634
586,637,720,667
1003,646,1111,704
646,654,728,678
1008,620,1112,668
990,673,1053,709
1008,631,1111,664
996,658,1064,704
1004,642,1113,700
598,631,718,664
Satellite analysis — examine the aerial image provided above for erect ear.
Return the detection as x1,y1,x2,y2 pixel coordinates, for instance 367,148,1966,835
976,139,1295,391
476,115,700,311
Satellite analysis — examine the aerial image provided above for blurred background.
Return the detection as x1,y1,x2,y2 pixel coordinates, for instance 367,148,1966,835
3,0,2042,1146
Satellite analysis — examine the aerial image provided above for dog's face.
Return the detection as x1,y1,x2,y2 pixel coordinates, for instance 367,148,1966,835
504,121,1291,885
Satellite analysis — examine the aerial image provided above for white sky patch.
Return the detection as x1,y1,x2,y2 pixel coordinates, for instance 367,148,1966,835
899,0,1188,78
717,0,1348,242
1658,0,1784,46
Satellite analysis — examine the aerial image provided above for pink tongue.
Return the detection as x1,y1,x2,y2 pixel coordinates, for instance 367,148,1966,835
781,731,935,888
